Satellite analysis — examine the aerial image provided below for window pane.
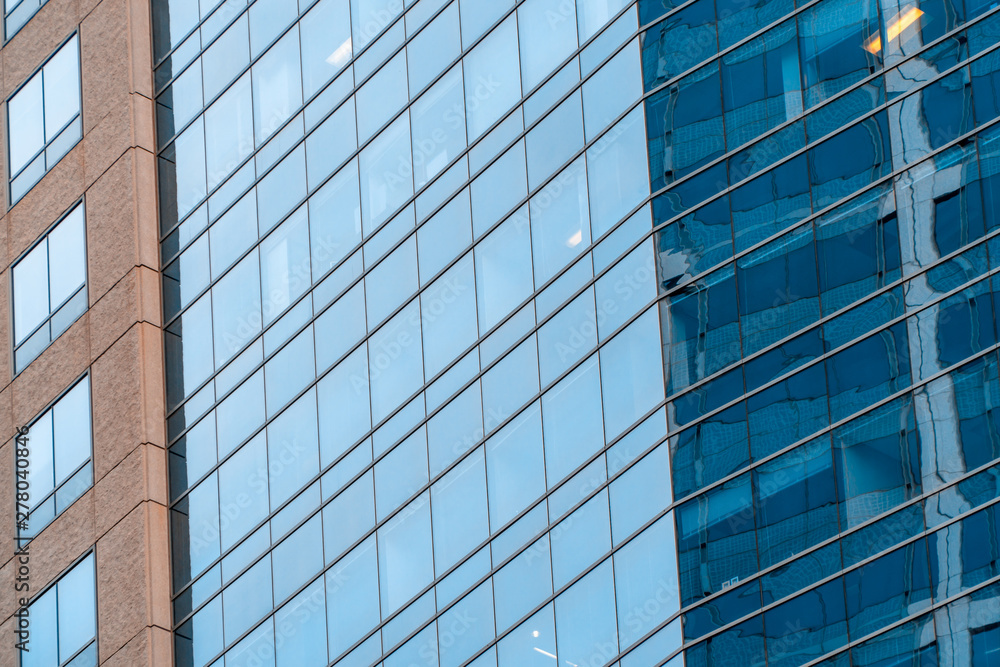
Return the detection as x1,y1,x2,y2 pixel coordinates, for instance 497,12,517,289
359,114,413,232
368,301,424,422
525,92,584,190
218,432,269,550
378,493,434,614
542,357,604,485
56,553,96,660
327,537,381,656
9,74,44,175
411,65,467,189
212,252,262,367
529,157,590,284
518,0,578,91
464,15,521,140
351,0,403,49
53,376,91,484
252,29,303,145
475,209,534,330
431,447,489,573
407,3,460,95
13,239,49,345
205,73,253,190
43,35,81,142
301,0,351,97
555,560,619,666
486,403,545,529
27,409,55,502
357,51,408,143
260,205,311,324
46,204,87,309
310,159,363,276
22,587,57,667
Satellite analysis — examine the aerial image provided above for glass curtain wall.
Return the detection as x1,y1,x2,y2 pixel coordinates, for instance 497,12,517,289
152,0,1000,665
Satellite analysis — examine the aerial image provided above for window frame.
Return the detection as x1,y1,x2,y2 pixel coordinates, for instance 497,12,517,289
3,0,50,42
14,372,94,543
17,549,99,667
5,31,83,206
9,198,89,375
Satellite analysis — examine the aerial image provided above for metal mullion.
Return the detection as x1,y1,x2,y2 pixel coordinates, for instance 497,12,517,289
162,0,1000,648
173,331,1000,667
646,510,1000,667
639,2,1000,226
161,37,653,434
172,260,1000,639
164,100,1000,497
384,386,1000,667
157,0,637,251
165,102,1000,583
159,0,998,364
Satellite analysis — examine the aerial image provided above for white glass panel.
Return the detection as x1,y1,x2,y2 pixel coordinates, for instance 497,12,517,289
252,29,303,145
576,0,629,41
359,113,413,232
518,0,579,91
301,0,352,97
43,36,81,142
205,73,253,190
463,15,521,140
8,74,44,175
53,377,91,484
46,204,87,309
13,240,49,345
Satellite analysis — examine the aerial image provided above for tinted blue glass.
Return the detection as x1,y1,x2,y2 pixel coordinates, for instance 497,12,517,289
676,473,758,605
155,0,1000,663
646,61,725,187
640,0,716,91
833,395,921,529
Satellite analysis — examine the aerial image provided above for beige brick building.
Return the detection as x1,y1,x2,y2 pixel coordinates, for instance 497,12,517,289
0,0,170,662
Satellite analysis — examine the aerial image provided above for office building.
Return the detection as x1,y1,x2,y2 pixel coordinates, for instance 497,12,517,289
5,0,1000,665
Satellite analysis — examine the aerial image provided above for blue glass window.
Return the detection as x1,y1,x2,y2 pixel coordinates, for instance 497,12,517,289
19,553,97,667
12,202,87,373
8,35,82,203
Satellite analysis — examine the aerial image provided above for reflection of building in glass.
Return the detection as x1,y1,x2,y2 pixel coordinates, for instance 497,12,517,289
156,0,1000,664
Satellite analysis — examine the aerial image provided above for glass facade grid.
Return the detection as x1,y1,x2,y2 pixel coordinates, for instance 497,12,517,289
157,0,1000,400
6,34,83,205
153,0,1000,664
164,88,998,517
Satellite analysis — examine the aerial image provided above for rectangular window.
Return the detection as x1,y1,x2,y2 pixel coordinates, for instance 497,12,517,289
18,552,97,666
7,34,81,204
12,201,87,373
17,375,92,541
4,0,48,40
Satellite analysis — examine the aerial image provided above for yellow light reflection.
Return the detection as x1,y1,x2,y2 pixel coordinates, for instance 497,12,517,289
864,6,924,54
